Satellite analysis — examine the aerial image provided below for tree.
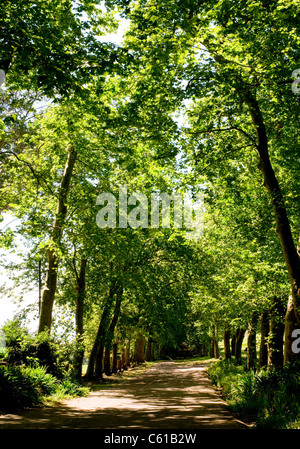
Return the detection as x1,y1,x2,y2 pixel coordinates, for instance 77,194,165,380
112,0,300,361
0,0,118,96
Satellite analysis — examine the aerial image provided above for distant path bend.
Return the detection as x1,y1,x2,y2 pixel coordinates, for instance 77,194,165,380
0,361,248,429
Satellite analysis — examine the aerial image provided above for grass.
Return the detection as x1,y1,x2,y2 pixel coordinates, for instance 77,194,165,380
0,365,89,413
207,358,300,429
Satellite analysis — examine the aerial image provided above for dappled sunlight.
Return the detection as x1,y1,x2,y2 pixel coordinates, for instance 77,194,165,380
0,362,247,429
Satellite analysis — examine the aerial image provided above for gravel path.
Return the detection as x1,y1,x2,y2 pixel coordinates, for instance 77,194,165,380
0,361,248,429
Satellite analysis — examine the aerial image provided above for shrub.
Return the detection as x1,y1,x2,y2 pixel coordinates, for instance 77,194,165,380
207,359,300,428
2,321,71,378
0,365,51,411
0,365,89,413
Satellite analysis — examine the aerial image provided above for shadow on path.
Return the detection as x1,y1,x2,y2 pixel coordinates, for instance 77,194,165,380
0,362,248,429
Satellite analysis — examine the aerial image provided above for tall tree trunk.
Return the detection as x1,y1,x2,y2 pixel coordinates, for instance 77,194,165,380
133,332,145,363
145,335,154,361
103,286,123,376
268,296,285,369
38,147,77,333
112,342,118,374
121,346,126,370
284,295,299,365
247,313,258,371
73,257,87,381
234,328,245,366
231,334,236,357
213,325,219,358
103,348,111,376
125,339,131,366
85,309,108,380
223,326,231,360
258,312,269,369
85,282,122,380
94,341,105,379
245,93,300,333
85,287,115,380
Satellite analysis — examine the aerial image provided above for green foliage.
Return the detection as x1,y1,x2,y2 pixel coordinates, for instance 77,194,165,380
0,320,89,413
0,0,119,96
0,365,55,412
2,320,67,377
0,364,88,413
208,359,300,429
0,0,299,427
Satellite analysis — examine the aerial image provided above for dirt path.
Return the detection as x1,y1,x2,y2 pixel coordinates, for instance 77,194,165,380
0,361,248,429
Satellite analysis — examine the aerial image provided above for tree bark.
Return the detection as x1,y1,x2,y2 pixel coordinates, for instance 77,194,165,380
234,328,245,366
103,286,123,376
132,332,145,363
38,147,77,333
125,339,131,366
104,347,111,376
267,296,285,369
73,257,87,381
231,334,236,357
85,308,109,380
245,93,300,330
210,338,214,357
112,343,118,374
213,325,219,358
121,346,126,370
85,282,122,380
284,295,299,365
223,326,231,360
258,312,269,369
247,313,258,371
145,335,154,361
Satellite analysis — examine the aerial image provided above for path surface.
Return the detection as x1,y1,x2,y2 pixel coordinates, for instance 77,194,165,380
0,362,247,429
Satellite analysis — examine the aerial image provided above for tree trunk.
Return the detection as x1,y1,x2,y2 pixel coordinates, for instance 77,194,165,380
125,339,131,366
235,328,245,366
145,335,154,361
103,286,123,375
213,339,219,359
284,295,299,365
268,296,285,369
213,325,219,358
231,334,236,357
223,326,231,360
133,332,145,363
85,282,121,380
85,298,113,380
245,93,300,331
38,148,77,333
94,342,105,379
121,346,126,370
247,314,258,371
85,308,109,380
73,257,87,381
258,312,269,369
104,347,111,376
112,343,118,374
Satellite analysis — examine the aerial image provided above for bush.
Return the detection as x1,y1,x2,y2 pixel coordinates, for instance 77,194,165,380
0,321,89,413
207,359,300,429
0,365,89,413
2,320,71,378
0,365,57,412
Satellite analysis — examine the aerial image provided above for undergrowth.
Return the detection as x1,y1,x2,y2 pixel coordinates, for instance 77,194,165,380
207,359,300,429
0,320,89,413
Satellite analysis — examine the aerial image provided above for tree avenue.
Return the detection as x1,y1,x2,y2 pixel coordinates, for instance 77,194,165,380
0,0,300,429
